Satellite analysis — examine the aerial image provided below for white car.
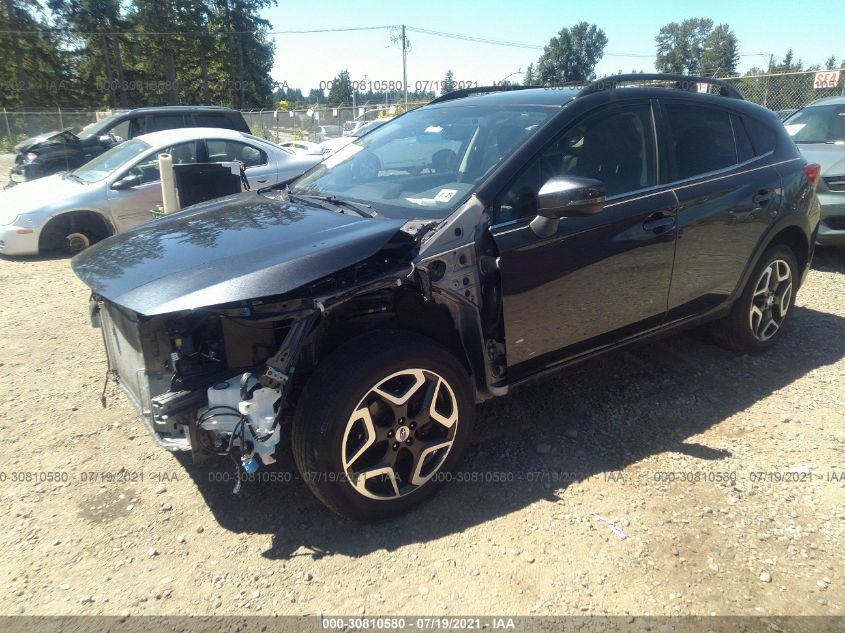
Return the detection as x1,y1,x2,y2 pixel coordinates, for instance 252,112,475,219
321,118,394,155
0,127,321,256
279,140,327,156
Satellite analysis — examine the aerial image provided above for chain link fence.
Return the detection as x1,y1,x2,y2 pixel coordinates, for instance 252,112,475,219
1,109,102,152
0,102,429,152
2,70,842,152
721,70,844,116
241,101,428,144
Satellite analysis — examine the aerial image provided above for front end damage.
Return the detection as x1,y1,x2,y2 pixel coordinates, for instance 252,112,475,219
83,194,507,483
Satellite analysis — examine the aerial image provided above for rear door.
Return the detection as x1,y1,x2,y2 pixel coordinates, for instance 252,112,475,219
661,101,782,319
492,100,679,379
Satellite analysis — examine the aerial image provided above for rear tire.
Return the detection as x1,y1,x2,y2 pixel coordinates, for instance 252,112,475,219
712,244,798,355
292,330,475,520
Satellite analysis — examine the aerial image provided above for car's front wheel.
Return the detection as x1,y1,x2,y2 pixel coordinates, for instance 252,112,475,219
713,243,798,354
292,331,475,520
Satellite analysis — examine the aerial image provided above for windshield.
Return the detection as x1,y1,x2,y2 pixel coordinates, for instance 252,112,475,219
71,139,151,183
291,104,553,220
77,114,122,140
355,119,389,136
784,104,845,143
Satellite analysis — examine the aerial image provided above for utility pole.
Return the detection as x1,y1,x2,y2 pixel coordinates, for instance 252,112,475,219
402,24,408,111
763,53,774,107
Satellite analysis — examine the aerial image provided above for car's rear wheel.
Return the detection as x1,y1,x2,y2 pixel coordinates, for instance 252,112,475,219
292,331,474,520
713,244,798,354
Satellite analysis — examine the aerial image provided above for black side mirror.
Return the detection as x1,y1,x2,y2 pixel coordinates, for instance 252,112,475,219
530,176,606,238
111,174,141,190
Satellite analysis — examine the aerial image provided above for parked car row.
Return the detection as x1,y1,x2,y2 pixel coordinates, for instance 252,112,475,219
66,74,823,520
0,128,321,255
7,106,251,187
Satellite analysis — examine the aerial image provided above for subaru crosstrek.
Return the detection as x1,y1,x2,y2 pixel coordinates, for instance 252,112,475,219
73,74,821,520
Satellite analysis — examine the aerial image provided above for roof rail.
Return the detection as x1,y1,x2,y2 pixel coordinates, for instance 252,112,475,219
428,84,536,105
577,73,744,100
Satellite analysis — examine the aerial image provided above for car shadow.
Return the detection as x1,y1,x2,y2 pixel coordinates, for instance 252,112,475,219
0,250,72,262
172,295,845,560
812,246,845,273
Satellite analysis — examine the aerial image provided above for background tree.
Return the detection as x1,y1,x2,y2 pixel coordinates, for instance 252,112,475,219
699,23,739,76
327,69,352,106
1,0,72,113
523,63,536,86
825,55,838,70
654,18,713,74
536,22,608,84
215,0,275,108
441,69,455,93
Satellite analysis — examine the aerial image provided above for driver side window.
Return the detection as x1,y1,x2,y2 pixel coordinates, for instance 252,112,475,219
494,103,656,224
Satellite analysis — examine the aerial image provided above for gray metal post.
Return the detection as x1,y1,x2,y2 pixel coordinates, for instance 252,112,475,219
3,108,12,146
402,25,408,110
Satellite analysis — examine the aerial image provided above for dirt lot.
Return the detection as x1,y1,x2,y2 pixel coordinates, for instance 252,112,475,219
0,246,843,620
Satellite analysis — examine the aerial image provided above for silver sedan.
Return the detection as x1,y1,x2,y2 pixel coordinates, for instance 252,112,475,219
0,127,321,256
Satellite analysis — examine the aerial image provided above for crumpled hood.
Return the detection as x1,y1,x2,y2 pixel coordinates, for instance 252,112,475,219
0,173,85,214
14,128,78,154
796,144,845,177
71,191,410,316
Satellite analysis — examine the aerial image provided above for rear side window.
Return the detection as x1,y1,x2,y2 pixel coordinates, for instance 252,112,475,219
743,116,777,154
206,139,268,167
195,114,239,130
148,115,187,132
665,103,737,180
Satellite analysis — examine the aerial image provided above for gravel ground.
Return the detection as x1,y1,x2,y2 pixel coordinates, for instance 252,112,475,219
0,244,843,619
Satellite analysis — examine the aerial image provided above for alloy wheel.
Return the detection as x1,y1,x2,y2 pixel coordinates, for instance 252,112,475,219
749,258,793,342
341,369,459,500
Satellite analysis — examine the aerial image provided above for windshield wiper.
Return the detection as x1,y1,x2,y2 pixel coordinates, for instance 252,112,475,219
286,190,377,218
64,173,85,184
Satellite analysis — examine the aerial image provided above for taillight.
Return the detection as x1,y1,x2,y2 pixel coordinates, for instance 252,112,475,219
803,163,821,189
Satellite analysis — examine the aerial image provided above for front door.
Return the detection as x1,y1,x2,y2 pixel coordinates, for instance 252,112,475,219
107,140,202,230
492,100,678,379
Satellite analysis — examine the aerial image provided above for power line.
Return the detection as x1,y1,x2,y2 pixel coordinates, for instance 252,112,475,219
0,24,398,37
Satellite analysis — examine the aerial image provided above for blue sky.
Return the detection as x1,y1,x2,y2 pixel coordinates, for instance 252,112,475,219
262,0,842,94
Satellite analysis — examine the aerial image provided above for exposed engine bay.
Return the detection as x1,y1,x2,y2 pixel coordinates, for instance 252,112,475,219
90,198,506,490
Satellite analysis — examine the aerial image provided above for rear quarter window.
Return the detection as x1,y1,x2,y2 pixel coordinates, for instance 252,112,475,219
742,115,777,155
732,114,755,162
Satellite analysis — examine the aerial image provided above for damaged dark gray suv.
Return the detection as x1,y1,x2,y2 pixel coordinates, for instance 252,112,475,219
73,75,821,520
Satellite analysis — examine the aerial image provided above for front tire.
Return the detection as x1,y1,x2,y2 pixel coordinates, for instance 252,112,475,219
292,331,475,520
713,244,798,354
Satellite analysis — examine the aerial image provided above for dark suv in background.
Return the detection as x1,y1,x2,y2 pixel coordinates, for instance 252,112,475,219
8,106,250,187
74,74,821,520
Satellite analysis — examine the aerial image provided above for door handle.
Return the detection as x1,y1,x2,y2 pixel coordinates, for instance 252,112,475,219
642,213,675,233
752,189,772,206
255,178,269,183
